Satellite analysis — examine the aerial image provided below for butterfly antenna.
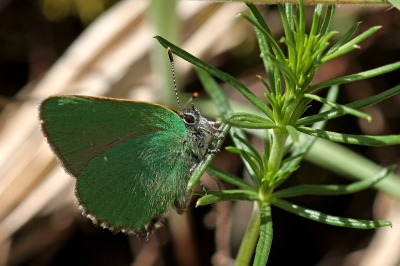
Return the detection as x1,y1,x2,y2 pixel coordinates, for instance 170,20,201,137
183,92,199,109
167,47,183,112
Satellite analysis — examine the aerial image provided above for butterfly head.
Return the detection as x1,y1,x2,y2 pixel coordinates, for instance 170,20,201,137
181,106,200,127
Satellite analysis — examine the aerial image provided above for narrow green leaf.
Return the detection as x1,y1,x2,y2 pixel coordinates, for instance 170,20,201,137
282,96,296,112
310,4,323,37
308,33,335,71
274,68,282,96
298,0,306,38
196,67,231,117
280,37,297,68
276,85,339,186
236,203,261,266
282,135,295,158
314,31,337,55
226,146,242,155
257,75,273,95
247,3,277,93
227,146,262,179
293,17,302,56
224,120,276,129
306,138,400,199
337,25,381,49
284,4,294,31
319,5,335,36
388,0,400,10
207,165,256,191
246,3,274,40
233,130,261,188
272,198,392,229
278,4,293,43
273,165,395,198
286,125,299,143
195,67,259,186
236,149,261,177
238,12,286,63
281,153,305,165
287,98,310,125
307,62,400,93
226,112,277,129
264,130,272,162
196,190,260,206
228,112,272,123
234,134,264,168
188,122,230,189
303,93,372,122
275,166,299,185
297,85,400,126
264,93,277,108
326,22,360,56
155,36,274,119
322,43,360,63
253,203,273,266
262,152,269,174
262,51,297,86
297,126,400,146
241,151,262,179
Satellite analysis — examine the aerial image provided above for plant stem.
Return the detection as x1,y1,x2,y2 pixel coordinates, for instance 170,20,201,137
235,202,261,266
263,129,288,196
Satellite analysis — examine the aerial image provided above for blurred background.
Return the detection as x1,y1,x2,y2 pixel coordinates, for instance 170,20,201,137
0,0,400,265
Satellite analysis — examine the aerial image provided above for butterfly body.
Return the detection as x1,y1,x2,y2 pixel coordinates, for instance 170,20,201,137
39,95,216,238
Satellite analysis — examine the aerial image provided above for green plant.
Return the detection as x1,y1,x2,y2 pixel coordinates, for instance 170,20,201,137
155,1,400,265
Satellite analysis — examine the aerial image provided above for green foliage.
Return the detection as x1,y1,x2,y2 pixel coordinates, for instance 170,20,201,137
155,1,400,264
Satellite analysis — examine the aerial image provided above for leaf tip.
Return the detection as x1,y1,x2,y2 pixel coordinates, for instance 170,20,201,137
236,12,244,18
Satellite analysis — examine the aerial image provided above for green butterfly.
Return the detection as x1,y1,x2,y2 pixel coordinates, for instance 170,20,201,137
39,95,219,238
39,48,220,239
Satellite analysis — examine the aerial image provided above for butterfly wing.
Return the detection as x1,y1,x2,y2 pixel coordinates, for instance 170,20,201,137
39,95,193,236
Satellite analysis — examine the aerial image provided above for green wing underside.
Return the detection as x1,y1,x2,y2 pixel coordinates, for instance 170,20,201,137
40,95,193,230
40,95,186,176
77,131,192,230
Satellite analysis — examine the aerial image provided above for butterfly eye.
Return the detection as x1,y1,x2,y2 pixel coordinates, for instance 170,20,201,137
184,113,196,125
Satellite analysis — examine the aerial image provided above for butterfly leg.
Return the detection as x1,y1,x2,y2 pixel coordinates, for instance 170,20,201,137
137,216,165,240
206,172,221,191
208,121,221,129
199,180,207,195
207,121,227,137
198,172,221,192
207,148,220,153
189,162,198,173
199,126,225,139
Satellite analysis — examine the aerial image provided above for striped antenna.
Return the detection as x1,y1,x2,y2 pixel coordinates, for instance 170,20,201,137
183,92,199,109
167,47,182,111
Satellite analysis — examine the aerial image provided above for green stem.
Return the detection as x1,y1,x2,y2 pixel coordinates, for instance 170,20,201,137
236,202,261,266
263,130,288,195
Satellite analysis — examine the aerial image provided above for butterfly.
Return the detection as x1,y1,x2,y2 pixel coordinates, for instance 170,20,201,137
39,48,220,239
